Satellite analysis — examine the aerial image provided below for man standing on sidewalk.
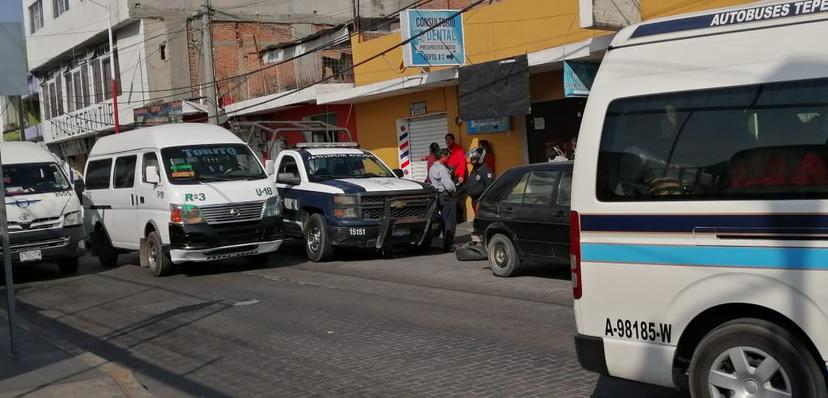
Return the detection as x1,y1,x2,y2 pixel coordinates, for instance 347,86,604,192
445,133,466,184
428,149,458,252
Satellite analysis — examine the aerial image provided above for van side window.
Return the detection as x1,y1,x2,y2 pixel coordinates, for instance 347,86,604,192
278,156,299,178
523,171,559,206
113,155,137,189
597,77,828,201
502,173,530,205
142,152,159,183
85,159,112,190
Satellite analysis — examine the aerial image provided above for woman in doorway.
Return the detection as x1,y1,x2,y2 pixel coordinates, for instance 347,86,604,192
423,142,440,184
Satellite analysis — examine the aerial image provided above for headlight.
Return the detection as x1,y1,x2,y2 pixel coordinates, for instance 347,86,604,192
333,207,358,218
333,195,357,206
63,211,82,226
170,204,205,224
264,196,281,217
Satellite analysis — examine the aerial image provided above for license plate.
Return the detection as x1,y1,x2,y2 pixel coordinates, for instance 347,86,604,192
349,228,366,236
392,228,410,237
20,250,42,262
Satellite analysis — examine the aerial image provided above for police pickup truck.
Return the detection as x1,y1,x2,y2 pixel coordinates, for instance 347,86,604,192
272,143,440,261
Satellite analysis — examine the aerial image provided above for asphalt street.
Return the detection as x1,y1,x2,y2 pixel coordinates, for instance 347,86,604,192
2,241,682,397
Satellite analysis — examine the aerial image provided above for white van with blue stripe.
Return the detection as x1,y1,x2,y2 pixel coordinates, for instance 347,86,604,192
573,2,828,396
273,143,440,262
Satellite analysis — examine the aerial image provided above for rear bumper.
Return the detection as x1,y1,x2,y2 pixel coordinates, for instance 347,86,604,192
6,225,85,264
574,334,609,375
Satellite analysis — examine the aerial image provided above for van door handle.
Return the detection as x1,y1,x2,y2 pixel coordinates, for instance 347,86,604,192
139,196,145,204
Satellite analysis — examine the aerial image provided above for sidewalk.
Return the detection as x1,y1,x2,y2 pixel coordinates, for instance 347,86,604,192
0,314,153,398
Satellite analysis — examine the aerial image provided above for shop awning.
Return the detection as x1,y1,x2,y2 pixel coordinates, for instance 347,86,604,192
222,83,354,118
317,34,614,105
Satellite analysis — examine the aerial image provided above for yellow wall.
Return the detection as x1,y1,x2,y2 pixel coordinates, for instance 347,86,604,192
353,0,607,85
641,0,755,20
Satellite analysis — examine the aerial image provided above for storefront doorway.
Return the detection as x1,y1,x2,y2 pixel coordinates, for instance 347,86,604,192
524,98,586,163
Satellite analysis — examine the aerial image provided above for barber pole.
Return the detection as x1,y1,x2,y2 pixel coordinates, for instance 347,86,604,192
396,120,413,179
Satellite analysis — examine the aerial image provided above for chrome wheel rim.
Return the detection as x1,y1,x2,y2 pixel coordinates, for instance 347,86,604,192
307,225,321,253
493,242,507,268
708,346,792,398
148,240,158,270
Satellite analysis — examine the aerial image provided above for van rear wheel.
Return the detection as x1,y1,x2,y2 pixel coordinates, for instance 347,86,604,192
689,318,827,398
94,227,119,268
144,231,174,277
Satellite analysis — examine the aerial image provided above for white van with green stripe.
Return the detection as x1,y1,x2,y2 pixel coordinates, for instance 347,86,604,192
572,2,828,396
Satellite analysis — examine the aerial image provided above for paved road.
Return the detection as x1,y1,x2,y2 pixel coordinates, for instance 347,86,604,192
3,241,682,397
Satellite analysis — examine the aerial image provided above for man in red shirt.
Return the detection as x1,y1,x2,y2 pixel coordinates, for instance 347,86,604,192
445,133,466,183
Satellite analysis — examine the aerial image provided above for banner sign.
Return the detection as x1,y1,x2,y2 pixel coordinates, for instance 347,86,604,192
632,1,828,38
467,118,510,134
0,1,27,95
401,9,465,67
563,61,599,98
134,101,184,127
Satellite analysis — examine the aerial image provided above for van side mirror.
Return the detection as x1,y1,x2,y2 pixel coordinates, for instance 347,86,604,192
277,173,301,185
393,168,405,178
145,166,161,184
265,160,276,176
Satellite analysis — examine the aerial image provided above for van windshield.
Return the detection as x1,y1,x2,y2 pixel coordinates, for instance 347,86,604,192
161,144,267,184
3,163,71,196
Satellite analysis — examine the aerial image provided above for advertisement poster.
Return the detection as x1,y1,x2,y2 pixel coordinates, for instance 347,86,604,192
401,9,465,67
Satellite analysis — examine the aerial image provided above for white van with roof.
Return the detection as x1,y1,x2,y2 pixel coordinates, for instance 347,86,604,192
573,2,828,396
83,124,282,276
0,142,85,274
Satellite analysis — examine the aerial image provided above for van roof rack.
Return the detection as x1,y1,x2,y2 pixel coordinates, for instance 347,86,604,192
296,142,359,149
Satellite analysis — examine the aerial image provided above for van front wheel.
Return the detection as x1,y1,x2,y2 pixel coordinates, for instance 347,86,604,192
689,318,827,398
93,228,118,268
144,231,174,277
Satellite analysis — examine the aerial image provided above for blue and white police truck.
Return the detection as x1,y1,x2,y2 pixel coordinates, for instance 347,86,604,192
271,143,440,262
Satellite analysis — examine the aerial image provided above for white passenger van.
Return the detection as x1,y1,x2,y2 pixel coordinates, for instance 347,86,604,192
83,124,282,276
573,2,828,396
0,142,85,274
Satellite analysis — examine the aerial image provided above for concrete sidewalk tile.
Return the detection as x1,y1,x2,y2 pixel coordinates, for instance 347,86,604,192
0,376,127,398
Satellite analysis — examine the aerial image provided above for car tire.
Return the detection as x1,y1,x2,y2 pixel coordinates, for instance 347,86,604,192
689,318,827,398
487,233,521,277
94,227,119,268
144,231,174,277
58,257,79,275
305,213,333,262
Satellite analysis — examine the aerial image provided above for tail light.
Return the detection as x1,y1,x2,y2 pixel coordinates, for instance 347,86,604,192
570,211,582,299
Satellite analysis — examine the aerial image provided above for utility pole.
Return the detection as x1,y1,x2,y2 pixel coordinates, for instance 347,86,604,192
0,96,24,355
106,2,120,133
201,0,218,125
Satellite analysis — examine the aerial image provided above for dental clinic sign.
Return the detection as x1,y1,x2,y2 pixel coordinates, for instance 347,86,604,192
401,9,465,67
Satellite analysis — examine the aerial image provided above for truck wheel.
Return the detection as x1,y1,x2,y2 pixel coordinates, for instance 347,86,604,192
94,227,119,268
58,258,79,275
305,213,333,262
145,231,174,277
689,318,827,398
487,234,521,277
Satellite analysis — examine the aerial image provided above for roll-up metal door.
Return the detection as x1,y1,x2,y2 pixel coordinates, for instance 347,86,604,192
407,115,448,182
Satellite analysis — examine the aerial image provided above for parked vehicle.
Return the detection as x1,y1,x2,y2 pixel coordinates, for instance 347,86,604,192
573,3,828,397
273,143,440,261
473,162,572,277
0,142,85,274
83,124,283,276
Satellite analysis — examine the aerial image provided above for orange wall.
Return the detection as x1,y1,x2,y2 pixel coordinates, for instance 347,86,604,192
641,0,755,20
353,0,606,86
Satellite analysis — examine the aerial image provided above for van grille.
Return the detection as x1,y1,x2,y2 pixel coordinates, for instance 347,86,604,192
0,237,70,254
8,217,62,232
200,202,265,225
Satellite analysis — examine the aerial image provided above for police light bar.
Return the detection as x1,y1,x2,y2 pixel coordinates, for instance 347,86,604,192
295,142,359,149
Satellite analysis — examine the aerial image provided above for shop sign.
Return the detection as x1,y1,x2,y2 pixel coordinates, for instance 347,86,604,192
134,101,184,127
401,9,465,67
467,117,510,134
59,138,89,157
564,61,600,98
46,102,115,143
410,101,428,116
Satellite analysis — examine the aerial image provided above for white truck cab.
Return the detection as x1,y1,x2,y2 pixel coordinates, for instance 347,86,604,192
0,142,85,274
83,124,283,276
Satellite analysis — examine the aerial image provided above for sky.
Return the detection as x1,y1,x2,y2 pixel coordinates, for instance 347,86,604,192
0,1,24,24
0,0,27,95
